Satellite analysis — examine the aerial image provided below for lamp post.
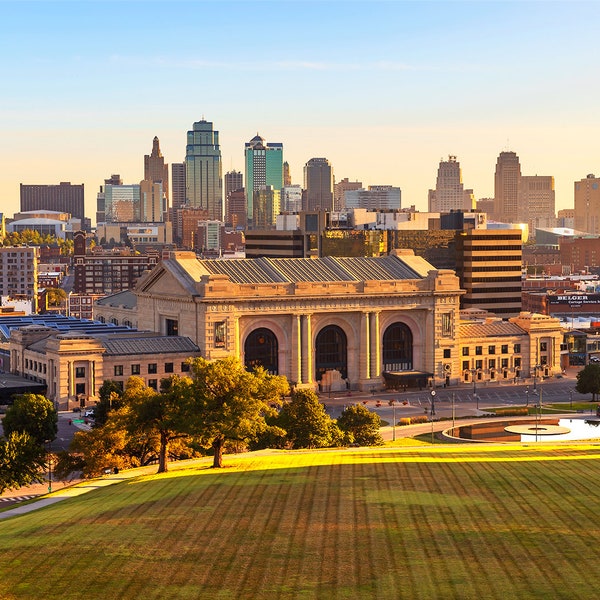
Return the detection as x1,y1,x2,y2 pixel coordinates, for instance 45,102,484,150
388,400,397,441
569,390,573,411
451,391,456,429
45,440,52,494
525,385,529,407
471,368,479,409
430,389,436,416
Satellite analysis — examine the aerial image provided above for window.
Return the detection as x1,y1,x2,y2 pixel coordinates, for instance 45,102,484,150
501,358,509,369
75,383,86,396
215,321,226,347
443,349,451,359
515,357,521,367
75,367,85,378
475,360,483,370
462,360,470,371
488,359,496,369
441,313,452,337
114,365,123,376
475,346,482,355
166,318,179,336
131,364,140,375
181,362,190,372
488,345,496,355
165,363,174,373
540,342,547,352
148,363,157,374
148,379,158,390
514,343,521,353
462,347,469,356
501,345,509,354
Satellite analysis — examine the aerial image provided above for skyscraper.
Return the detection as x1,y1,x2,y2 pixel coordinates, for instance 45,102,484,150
96,174,122,225
428,155,475,213
344,186,401,211
244,134,283,227
170,163,186,242
518,175,555,235
304,158,334,212
185,119,223,221
493,151,521,222
104,183,141,222
224,170,243,200
334,178,362,211
283,161,292,186
144,136,169,203
574,173,600,234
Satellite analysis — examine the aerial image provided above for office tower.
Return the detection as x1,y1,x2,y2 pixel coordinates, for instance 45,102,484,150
334,178,362,211
104,183,141,222
244,134,283,227
20,182,86,227
253,186,280,229
170,163,186,242
344,186,401,211
428,155,475,213
140,180,165,222
226,190,247,230
144,136,169,203
224,170,243,200
282,185,303,213
493,151,521,222
455,228,523,317
0,246,39,311
574,174,600,234
476,198,494,215
283,161,292,186
519,175,555,236
185,119,223,221
96,175,122,225
303,158,334,212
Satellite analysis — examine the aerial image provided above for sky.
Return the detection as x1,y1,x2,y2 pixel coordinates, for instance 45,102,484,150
2,0,599,222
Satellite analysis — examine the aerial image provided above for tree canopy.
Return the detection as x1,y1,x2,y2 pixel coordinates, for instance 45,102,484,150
2,393,58,445
188,357,290,467
0,431,46,493
337,403,383,446
576,364,600,401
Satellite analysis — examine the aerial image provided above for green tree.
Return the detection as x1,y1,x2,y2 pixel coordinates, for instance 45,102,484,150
189,357,289,468
121,376,193,473
0,431,46,493
92,380,125,427
337,403,384,446
277,389,342,449
46,287,67,307
576,364,600,401
3,394,58,445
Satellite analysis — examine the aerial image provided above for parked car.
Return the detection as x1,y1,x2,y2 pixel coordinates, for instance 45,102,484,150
83,409,95,418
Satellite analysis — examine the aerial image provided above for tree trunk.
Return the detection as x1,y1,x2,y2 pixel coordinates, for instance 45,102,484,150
212,436,224,468
157,431,169,473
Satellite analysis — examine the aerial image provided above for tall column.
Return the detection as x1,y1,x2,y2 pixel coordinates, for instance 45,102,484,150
294,314,302,385
361,312,371,382
233,316,240,358
301,314,313,385
369,311,380,380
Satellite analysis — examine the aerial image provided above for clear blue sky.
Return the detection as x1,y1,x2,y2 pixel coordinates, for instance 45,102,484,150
2,1,598,220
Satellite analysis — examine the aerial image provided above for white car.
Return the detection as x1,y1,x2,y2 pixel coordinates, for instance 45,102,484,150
83,409,95,418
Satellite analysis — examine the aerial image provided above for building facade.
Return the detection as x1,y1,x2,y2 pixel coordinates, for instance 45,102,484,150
20,182,86,228
185,119,223,221
0,246,38,311
244,135,283,227
334,178,363,211
493,151,521,222
144,136,169,204
574,174,600,235
519,175,555,236
303,158,334,212
428,155,475,213
345,186,401,211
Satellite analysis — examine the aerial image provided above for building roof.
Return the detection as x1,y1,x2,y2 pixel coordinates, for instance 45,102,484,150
459,322,526,339
100,335,199,356
196,254,430,285
94,290,138,310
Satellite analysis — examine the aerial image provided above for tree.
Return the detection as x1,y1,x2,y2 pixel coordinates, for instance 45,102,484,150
277,389,342,449
121,376,193,473
576,364,600,401
2,394,58,445
337,403,384,446
46,287,67,307
92,380,125,427
188,357,290,468
0,432,46,493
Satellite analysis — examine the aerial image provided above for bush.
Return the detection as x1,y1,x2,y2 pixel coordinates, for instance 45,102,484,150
493,407,529,417
398,415,429,426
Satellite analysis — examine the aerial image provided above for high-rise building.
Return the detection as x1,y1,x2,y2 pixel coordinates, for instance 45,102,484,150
304,158,334,212
139,180,165,223
283,161,292,186
104,183,141,222
96,174,123,225
244,134,283,227
252,186,281,230
144,136,169,203
185,119,223,221
20,182,86,229
518,175,555,236
0,246,39,311
170,163,186,243
334,178,362,211
226,190,247,230
428,155,475,213
224,170,243,200
493,151,521,222
281,185,303,213
345,186,401,211
574,174,600,234
455,228,523,317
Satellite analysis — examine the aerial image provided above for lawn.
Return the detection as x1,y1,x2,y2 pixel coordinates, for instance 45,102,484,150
2,444,600,599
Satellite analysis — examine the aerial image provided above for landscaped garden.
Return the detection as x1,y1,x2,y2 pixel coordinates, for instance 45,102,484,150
1,443,600,599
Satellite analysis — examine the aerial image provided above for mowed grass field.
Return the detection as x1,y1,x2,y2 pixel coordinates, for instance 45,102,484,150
2,444,600,600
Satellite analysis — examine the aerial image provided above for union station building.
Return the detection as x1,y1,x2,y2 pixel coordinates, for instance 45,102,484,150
5,250,565,409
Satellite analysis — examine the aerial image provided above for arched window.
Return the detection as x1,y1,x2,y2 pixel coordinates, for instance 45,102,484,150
315,325,348,381
244,328,278,374
383,322,413,371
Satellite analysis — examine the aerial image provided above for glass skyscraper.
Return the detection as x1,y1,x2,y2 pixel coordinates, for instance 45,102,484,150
185,119,223,221
244,135,283,227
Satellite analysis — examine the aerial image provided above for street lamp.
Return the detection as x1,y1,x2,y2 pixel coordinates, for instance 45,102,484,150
430,389,436,416
388,399,397,441
525,385,529,407
471,368,479,409
570,390,573,411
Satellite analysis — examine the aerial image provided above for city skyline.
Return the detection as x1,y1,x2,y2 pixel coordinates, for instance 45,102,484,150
2,1,599,219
